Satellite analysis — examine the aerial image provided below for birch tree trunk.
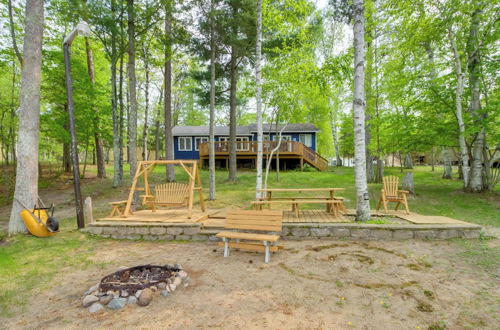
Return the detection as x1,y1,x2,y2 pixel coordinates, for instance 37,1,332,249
228,44,238,183
448,28,469,187
329,103,342,166
9,0,44,234
164,2,175,182
466,5,484,192
127,0,138,190
442,147,452,179
209,0,216,200
255,0,263,199
352,0,371,221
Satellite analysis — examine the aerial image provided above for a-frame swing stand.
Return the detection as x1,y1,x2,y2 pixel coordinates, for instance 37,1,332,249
120,160,205,219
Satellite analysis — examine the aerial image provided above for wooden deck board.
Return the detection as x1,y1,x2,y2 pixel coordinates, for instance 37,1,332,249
97,208,216,223
344,209,472,225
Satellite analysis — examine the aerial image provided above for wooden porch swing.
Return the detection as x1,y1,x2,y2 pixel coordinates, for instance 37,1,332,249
116,160,205,219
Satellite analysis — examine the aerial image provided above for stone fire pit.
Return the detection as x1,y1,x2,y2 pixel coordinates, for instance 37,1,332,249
82,264,189,313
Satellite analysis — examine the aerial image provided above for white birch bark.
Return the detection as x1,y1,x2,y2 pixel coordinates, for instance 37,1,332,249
209,0,216,200
9,0,44,234
255,0,263,199
352,0,371,221
448,28,469,187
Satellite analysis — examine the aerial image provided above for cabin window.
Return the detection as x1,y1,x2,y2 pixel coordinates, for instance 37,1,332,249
178,137,192,151
271,135,292,141
299,134,312,147
236,137,249,151
194,137,209,151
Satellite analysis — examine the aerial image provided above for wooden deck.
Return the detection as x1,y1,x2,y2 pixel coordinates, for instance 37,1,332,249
202,209,350,228
345,209,472,225
96,208,472,227
96,208,212,223
198,140,328,171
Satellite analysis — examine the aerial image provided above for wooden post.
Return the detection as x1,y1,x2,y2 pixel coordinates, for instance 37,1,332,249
123,161,143,217
84,197,93,224
300,157,304,171
187,163,196,218
195,163,206,211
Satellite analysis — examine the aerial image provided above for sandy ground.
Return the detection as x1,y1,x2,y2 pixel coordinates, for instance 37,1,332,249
2,239,499,330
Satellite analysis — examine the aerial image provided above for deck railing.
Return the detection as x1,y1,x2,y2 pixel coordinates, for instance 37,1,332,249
199,140,328,170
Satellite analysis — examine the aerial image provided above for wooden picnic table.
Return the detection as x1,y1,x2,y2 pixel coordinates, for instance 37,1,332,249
257,188,347,215
259,188,345,200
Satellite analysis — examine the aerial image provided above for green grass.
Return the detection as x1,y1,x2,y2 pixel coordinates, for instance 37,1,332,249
0,219,107,316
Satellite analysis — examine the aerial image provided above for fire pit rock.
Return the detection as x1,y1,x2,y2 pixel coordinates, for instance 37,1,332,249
82,264,189,312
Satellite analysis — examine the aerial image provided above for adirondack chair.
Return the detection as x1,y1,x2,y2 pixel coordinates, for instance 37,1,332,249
376,176,410,214
143,183,191,211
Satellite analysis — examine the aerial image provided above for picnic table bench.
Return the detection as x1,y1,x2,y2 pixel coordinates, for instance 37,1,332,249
251,199,343,217
215,210,283,263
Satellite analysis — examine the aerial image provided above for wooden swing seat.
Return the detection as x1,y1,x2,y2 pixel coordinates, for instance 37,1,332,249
142,182,190,211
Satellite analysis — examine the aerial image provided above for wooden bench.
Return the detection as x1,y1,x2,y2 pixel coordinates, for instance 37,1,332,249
215,210,283,263
142,182,190,211
109,200,130,217
251,199,344,217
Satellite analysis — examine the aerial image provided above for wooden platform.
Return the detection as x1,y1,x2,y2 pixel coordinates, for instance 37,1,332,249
97,208,212,223
345,209,472,225
201,210,350,228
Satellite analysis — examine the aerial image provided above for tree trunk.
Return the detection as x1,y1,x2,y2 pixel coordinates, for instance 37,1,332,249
431,147,435,171
9,0,44,234
84,37,106,178
127,0,138,193
255,0,263,199
448,29,470,188
155,87,163,160
404,153,413,169
111,59,121,187
329,104,342,166
352,0,370,221
164,2,175,182
118,50,125,182
228,44,238,182
142,47,150,161
466,5,485,192
402,172,415,195
375,158,384,182
209,0,217,200
442,147,452,179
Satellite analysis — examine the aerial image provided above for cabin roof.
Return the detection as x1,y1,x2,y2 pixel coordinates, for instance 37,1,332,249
172,123,319,136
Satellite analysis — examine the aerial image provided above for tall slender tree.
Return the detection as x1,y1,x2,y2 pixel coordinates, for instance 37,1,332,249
352,0,370,221
164,0,176,181
9,0,44,234
127,0,138,190
255,0,263,198
208,0,217,200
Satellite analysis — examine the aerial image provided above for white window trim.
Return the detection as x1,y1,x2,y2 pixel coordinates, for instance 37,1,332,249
299,134,313,148
194,136,209,151
178,137,192,151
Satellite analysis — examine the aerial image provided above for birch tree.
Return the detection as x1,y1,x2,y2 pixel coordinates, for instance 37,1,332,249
352,0,370,221
208,0,217,200
448,28,469,187
255,0,263,199
9,0,44,234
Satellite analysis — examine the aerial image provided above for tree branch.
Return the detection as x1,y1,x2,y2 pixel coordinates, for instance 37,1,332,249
8,0,23,65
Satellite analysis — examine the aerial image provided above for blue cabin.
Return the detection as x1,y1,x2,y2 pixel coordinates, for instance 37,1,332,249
172,124,327,170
